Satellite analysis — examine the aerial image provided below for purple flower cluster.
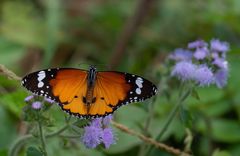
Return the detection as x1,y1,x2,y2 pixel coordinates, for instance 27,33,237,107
81,115,115,149
170,39,229,88
24,95,55,109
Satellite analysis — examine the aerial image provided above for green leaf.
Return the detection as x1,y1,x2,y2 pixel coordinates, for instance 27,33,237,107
26,146,43,156
1,1,47,47
179,107,193,128
0,149,8,156
0,37,25,67
212,149,231,156
197,119,240,143
191,88,200,100
0,106,17,149
0,89,27,117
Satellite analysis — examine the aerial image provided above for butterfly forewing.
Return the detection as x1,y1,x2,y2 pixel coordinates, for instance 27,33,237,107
22,68,88,102
22,68,61,100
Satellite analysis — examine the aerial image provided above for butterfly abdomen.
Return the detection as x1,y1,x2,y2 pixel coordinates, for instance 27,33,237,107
85,86,96,105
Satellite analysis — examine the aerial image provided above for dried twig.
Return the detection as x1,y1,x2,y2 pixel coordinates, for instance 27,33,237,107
1,64,191,156
0,64,21,81
112,121,192,156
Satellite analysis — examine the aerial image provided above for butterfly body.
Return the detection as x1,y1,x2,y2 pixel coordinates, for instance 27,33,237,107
22,66,157,118
85,66,97,107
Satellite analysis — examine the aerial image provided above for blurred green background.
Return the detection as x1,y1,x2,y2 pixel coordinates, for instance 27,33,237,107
0,0,240,156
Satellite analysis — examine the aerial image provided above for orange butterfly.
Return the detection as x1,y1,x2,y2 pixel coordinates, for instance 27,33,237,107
22,66,157,118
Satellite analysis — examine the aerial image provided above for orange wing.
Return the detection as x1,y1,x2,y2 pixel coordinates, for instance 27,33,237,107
87,72,132,117
48,69,90,117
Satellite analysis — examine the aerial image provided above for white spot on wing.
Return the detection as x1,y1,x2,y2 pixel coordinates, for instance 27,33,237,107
37,71,46,88
38,82,44,88
135,77,143,95
135,77,143,88
136,88,141,94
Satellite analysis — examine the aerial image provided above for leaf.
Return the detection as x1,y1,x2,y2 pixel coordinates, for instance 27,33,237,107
0,37,25,67
191,88,200,100
179,107,193,128
0,106,17,149
212,119,240,143
1,2,47,47
26,147,43,156
197,119,240,143
212,149,231,156
0,89,27,117
0,149,8,156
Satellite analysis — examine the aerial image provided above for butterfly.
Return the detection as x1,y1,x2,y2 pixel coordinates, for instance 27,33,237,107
21,66,157,118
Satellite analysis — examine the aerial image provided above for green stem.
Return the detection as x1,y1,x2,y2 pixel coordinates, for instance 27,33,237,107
8,119,79,156
46,124,69,138
156,88,191,141
138,101,155,156
59,134,82,138
145,85,192,155
8,135,34,156
38,119,47,156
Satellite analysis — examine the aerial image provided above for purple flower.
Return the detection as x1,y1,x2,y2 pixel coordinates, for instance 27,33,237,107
215,69,228,88
210,39,229,53
193,47,209,60
44,98,55,104
31,101,42,109
193,65,214,86
211,52,219,59
212,58,228,69
102,128,115,148
170,38,229,88
188,40,208,49
24,95,34,102
171,61,196,81
81,125,103,149
91,118,102,128
169,48,192,61
81,116,115,149
103,115,113,126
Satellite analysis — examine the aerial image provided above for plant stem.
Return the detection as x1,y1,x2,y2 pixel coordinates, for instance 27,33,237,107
8,118,80,156
46,124,69,138
138,101,155,156
38,119,47,156
158,88,191,140
145,85,192,155
8,135,33,156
